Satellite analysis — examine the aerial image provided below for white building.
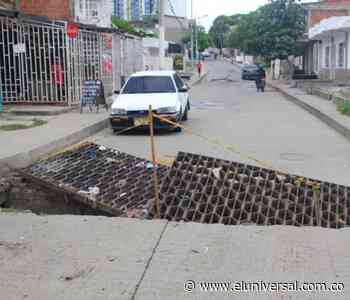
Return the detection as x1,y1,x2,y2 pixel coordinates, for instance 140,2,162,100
309,16,350,81
74,0,188,26
74,0,115,27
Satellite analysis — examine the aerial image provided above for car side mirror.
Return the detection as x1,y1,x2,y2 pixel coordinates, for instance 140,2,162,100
179,85,189,92
114,90,120,94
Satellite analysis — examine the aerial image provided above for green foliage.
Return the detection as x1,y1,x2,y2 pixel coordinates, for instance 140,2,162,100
111,17,156,37
111,17,138,35
182,26,210,52
209,14,244,48
337,100,350,116
197,26,210,51
142,15,159,29
0,118,47,131
214,0,306,60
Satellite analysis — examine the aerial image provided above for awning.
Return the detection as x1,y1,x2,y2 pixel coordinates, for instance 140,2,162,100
309,16,350,39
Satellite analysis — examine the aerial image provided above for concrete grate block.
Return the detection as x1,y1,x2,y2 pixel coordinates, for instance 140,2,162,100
151,152,350,229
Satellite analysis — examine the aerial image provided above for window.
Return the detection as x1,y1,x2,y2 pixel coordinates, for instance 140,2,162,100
173,74,184,90
325,46,330,68
338,42,345,68
79,0,98,18
122,76,176,94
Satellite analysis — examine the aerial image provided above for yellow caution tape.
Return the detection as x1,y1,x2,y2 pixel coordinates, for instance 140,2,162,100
152,113,322,188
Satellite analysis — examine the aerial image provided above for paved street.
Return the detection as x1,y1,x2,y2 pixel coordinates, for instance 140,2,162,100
90,60,350,186
1,213,349,300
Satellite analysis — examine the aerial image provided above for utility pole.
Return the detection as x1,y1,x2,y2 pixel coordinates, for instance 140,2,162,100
159,0,165,70
195,20,198,61
190,0,194,64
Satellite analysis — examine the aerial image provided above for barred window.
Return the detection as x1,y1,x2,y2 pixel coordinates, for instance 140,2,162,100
338,42,345,68
79,0,98,18
325,46,330,68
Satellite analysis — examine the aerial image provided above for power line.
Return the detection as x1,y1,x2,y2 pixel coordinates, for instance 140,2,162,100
166,0,188,31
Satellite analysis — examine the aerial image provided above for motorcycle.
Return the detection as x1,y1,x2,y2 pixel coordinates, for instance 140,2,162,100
255,77,266,92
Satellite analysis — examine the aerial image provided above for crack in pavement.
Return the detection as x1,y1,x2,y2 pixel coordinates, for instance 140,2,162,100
130,221,169,300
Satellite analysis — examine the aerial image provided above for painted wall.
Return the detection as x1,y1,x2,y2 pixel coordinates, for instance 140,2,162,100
74,0,114,27
317,30,350,80
20,0,73,21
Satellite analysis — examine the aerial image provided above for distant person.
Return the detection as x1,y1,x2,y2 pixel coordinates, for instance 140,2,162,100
255,65,266,92
197,61,203,77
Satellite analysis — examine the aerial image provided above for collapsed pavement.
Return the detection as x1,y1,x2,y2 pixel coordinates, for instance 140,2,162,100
150,152,349,229
13,142,350,229
20,142,169,218
0,172,111,216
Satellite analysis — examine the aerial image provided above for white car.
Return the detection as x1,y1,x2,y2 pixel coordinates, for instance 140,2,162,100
110,71,190,132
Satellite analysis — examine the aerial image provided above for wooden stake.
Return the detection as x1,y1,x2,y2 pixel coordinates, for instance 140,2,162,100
149,105,160,218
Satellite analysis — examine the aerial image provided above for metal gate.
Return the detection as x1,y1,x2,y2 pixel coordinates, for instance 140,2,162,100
0,16,68,104
0,14,142,106
67,29,116,105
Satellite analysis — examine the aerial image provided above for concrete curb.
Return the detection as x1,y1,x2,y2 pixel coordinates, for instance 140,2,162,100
189,71,208,87
0,118,109,171
268,82,350,142
4,107,74,116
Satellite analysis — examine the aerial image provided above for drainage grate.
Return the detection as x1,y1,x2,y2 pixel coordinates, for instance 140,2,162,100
151,152,350,229
21,143,169,217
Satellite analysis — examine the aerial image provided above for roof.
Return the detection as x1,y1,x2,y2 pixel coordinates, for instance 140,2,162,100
131,70,176,77
302,0,350,9
309,16,350,38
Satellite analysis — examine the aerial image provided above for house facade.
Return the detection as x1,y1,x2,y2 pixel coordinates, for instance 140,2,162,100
309,17,350,80
0,1,143,106
302,0,350,79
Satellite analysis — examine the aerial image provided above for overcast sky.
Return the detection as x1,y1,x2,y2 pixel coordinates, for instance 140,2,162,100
191,0,317,31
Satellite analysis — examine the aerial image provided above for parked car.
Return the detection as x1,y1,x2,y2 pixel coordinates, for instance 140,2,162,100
110,71,190,132
201,51,211,58
241,65,260,80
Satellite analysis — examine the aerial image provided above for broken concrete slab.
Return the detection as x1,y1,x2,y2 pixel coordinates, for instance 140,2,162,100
151,152,350,229
21,142,169,217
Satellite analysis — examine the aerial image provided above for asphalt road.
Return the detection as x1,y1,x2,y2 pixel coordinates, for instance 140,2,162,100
90,59,350,186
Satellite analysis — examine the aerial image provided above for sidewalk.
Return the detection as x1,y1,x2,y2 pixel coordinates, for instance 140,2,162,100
0,110,109,171
0,212,349,300
268,80,350,142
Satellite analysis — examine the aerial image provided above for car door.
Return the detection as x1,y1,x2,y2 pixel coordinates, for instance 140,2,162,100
173,74,187,111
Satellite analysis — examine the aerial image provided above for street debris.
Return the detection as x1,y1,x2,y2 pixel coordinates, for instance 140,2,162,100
61,266,95,281
212,167,222,180
21,143,169,216
149,152,350,229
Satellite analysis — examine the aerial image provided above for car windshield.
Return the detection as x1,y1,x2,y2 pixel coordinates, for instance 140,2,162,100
244,65,258,70
122,76,176,94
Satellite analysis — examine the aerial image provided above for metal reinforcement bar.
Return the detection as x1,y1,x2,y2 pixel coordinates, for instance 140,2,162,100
21,142,169,217
150,152,350,229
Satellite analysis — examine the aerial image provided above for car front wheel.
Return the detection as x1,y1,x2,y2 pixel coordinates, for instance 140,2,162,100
182,106,188,121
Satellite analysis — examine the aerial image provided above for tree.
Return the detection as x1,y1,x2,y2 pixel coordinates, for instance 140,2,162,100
226,0,305,63
182,25,210,52
209,14,244,49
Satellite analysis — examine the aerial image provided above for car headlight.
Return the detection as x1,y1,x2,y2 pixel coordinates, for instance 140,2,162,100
111,108,127,115
157,106,177,114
